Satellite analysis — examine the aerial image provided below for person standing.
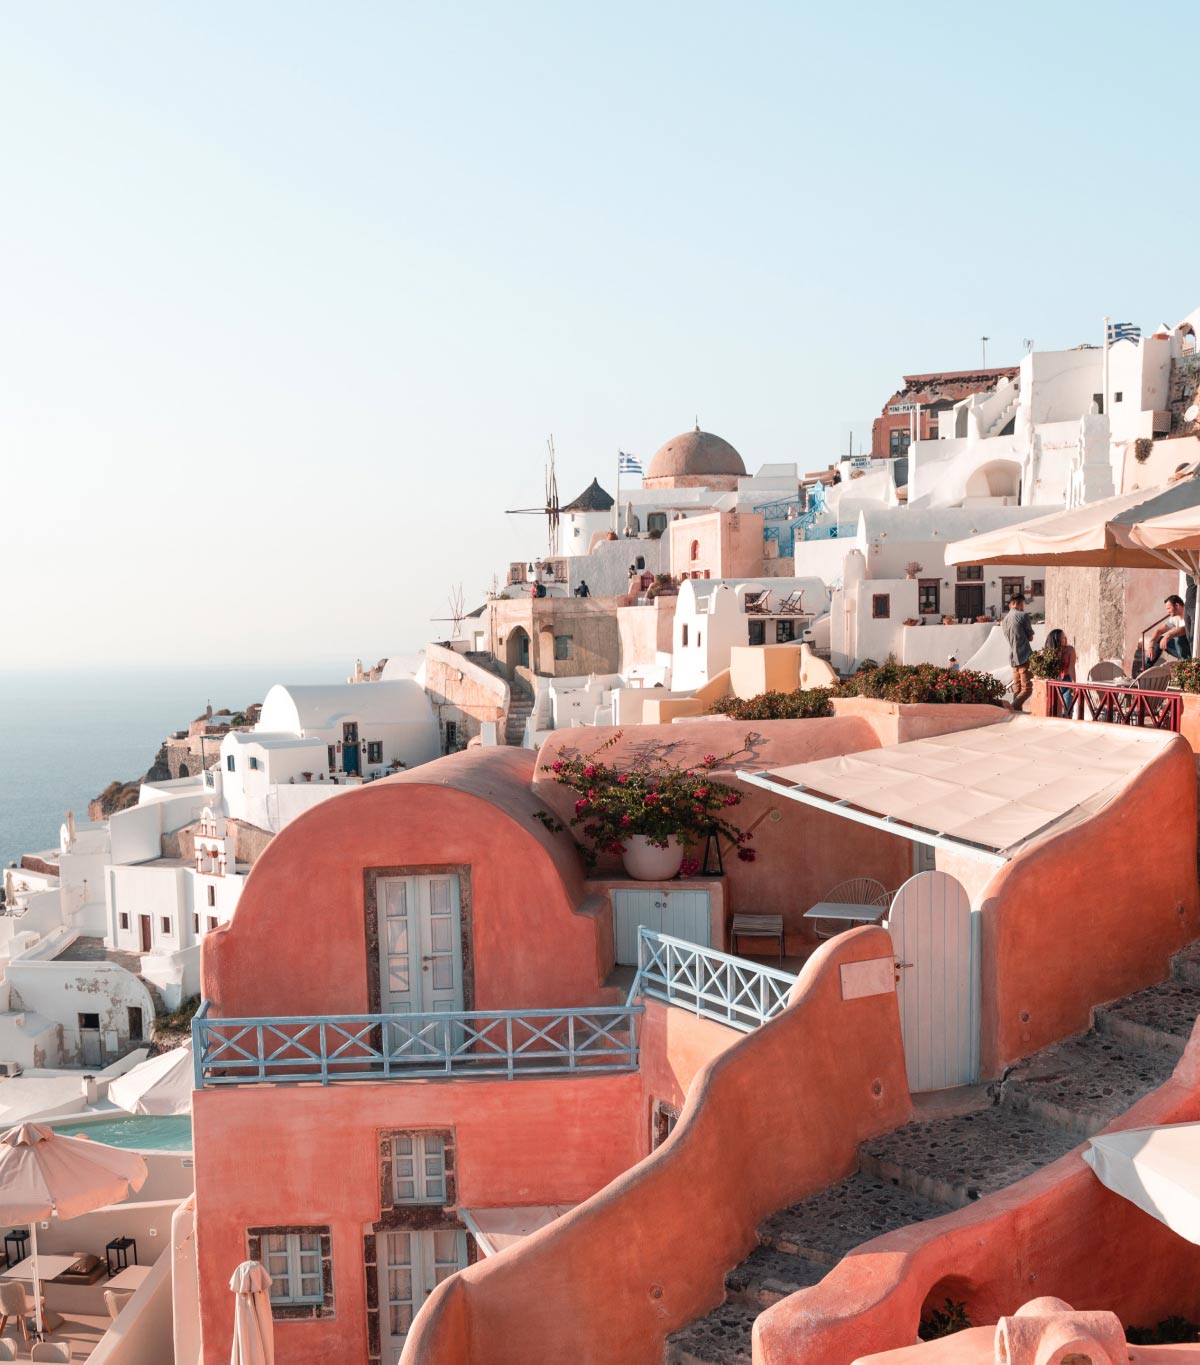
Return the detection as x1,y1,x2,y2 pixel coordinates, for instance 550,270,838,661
1002,592,1036,711
574,579,591,598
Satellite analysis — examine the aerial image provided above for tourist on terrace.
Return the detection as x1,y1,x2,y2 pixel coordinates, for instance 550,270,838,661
575,579,591,597
947,656,960,673
1146,594,1190,664
1045,627,1076,713
1002,591,1035,712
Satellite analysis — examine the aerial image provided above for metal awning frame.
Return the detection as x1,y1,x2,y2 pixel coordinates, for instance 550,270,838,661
736,769,1010,868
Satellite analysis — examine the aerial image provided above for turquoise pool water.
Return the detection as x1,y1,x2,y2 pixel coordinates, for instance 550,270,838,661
50,1115,193,1152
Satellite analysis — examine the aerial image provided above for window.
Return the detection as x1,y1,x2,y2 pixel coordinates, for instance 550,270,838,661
748,620,765,646
1030,579,1045,597
119,912,129,931
127,1007,143,1042
367,741,383,765
889,429,911,457
327,745,336,771
918,579,940,615
635,555,645,570
208,916,218,932
160,916,171,935
696,631,702,648
343,721,359,744
193,912,200,934
207,886,216,907
226,755,235,772
443,721,458,752
646,513,667,535
652,1101,680,1150
1002,577,1024,602
78,1012,100,1032
690,540,700,562
957,564,983,581
392,1132,448,1204
775,619,795,643
1093,392,1104,414
249,756,260,771
553,634,573,660
872,594,890,619
246,1227,334,1318
1114,391,1123,403
681,624,689,647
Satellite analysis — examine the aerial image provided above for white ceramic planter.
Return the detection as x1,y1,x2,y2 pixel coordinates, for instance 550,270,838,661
622,835,684,881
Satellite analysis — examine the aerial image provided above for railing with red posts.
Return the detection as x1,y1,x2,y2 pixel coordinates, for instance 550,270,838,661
1046,679,1182,732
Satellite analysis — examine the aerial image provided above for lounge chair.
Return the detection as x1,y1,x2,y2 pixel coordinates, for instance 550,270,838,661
1134,660,1176,691
776,590,805,615
743,590,770,615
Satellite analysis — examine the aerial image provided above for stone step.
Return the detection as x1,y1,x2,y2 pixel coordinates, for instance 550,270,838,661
1173,941,1200,988
756,1171,947,1266
857,1105,1081,1211
723,1246,827,1309
1001,1029,1178,1137
1094,977,1200,1059
666,1304,757,1365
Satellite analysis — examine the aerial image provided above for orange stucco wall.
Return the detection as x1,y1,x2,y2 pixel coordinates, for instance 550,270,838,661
534,719,914,954
976,733,1199,1075
402,928,913,1365
756,1026,1200,1365
203,747,613,1017
191,1071,645,1364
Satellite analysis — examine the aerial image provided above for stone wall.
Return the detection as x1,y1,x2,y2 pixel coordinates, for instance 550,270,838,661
423,646,509,750
1045,564,1177,679
163,737,221,780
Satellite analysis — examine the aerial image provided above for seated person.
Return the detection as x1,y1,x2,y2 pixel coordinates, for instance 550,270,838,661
1146,594,1191,664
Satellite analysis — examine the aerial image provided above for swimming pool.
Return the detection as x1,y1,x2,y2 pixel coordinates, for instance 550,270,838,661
49,1114,193,1152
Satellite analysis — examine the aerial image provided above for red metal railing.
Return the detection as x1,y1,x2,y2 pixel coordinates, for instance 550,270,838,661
1046,679,1182,732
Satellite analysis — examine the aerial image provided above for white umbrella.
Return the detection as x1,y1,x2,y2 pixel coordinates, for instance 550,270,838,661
1084,1121,1200,1244
108,1043,193,1116
0,1123,147,1338
230,1260,275,1365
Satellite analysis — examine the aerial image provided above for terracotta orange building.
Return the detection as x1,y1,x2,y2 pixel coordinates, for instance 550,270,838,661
871,367,1020,461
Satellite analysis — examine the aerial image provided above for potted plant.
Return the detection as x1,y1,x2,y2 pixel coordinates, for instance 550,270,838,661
904,561,923,580
941,614,957,626
535,736,756,880
902,617,919,627
301,771,313,783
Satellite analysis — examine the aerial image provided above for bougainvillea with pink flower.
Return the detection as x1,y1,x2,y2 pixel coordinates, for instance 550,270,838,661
534,734,758,870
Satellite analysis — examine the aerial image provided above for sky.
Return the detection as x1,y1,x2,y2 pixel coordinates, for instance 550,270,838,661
2,1,1196,671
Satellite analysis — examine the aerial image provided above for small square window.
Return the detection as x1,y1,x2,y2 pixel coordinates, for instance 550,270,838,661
367,741,383,765
160,916,171,935
1029,579,1045,597
248,756,259,770
208,916,219,932
918,580,940,615
872,594,890,619
207,886,216,907
681,624,689,647
391,1132,448,1205
226,755,236,772
1114,391,1124,403
775,619,795,643
247,1227,332,1316
119,912,129,931
553,634,573,661
957,564,983,582
193,913,200,934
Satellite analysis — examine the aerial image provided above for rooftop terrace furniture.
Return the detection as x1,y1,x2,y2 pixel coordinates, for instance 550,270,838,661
103,1288,132,1322
776,590,805,615
0,1282,32,1348
730,914,784,963
0,1337,14,1360
1134,660,1176,691
53,1255,103,1287
30,1343,71,1362
743,590,770,614
1087,660,1131,684
805,878,890,940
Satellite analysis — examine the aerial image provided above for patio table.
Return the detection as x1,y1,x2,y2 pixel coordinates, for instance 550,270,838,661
0,1255,75,1333
107,1263,152,1291
803,901,889,940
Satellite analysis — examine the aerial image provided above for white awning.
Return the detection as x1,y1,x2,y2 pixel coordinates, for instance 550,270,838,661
460,1205,576,1257
737,718,1174,864
1084,1123,1200,1245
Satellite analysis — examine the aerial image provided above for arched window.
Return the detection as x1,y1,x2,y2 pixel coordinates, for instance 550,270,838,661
690,540,700,562
1180,324,1197,356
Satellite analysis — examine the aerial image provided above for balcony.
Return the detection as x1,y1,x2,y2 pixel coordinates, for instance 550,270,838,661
1047,679,1182,732
191,1001,642,1087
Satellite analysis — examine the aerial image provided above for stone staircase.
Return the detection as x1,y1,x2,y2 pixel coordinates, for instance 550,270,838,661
464,652,535,746
666,948,1200,1364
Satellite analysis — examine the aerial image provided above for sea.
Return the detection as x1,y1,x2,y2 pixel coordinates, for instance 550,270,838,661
0,660,421,870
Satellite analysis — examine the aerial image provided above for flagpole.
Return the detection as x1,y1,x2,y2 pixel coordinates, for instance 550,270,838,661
615,450,621,537
1103,315,1110,421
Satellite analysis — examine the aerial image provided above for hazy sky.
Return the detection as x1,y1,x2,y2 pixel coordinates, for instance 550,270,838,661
3,2,1196,670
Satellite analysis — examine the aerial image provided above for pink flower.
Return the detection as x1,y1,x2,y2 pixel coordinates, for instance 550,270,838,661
680,856,700,877
617,773,629,785
702,754,718,767
574,799,588,815
583,764,597,779
737,848,756,862
695,786,709,798
620,814,632,827
551,760,564,773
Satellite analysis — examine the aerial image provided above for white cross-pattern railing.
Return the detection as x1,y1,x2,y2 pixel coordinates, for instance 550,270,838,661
628,928,797,1032
190,999,642,1087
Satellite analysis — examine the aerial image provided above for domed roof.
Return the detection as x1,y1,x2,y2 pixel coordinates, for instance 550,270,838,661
646,424,746,480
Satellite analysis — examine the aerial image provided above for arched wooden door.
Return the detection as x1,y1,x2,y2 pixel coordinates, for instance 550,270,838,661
885,870,979,1092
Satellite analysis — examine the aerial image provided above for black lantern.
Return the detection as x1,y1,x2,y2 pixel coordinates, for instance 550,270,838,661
701,828,724,877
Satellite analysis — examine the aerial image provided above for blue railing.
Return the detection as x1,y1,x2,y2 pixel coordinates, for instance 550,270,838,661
628,928,797,1033
191,999,642,1087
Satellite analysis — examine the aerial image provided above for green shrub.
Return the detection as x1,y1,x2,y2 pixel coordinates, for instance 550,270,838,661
1171,657,1200,694
1127,1317,1200,1344
838,662,1005,706
919,1299,971,1340
1027,643,1063,679
710,688,835,720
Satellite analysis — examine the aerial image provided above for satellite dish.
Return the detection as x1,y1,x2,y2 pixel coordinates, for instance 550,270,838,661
1185,404,1199,424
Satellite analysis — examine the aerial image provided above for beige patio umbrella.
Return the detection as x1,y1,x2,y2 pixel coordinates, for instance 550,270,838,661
1084,1121,1200,1245
0,1123,148,1338
944,471,1200,572
230,1260,275,1365
107,1042,193,1116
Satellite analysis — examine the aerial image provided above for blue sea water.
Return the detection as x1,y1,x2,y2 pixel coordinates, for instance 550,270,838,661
0,664,382,870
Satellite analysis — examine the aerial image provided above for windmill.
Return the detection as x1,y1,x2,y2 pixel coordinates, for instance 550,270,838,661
505,436,561,559
429,583,468,638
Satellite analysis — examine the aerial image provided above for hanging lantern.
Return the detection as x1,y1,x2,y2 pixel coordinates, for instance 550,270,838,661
702,828,724,877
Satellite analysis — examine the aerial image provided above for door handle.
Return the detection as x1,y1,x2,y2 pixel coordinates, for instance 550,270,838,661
895,961,913,968
421,955,438,962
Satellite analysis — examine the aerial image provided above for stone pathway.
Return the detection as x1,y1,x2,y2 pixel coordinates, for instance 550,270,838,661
665,951,1193,1365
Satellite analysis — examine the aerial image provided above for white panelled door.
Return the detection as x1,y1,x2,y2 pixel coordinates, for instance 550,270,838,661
379,1228,468,1365
613,888,711,965
380,875,464,1015
886,871,979,1093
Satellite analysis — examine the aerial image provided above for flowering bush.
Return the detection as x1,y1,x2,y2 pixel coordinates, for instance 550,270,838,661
710,688,835,720
1171,657,1200,693
838,662,1005,706
1027,643,1064,680
534,735,756,869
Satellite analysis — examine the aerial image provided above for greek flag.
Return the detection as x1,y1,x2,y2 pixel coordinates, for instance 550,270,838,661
618,451,642,475
1107,321,1141,346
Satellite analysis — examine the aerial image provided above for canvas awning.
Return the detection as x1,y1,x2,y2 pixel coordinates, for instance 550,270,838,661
737,718,1174,864
944,472,1200,572
460,1205,575,1257
1084,1123,1200,1245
